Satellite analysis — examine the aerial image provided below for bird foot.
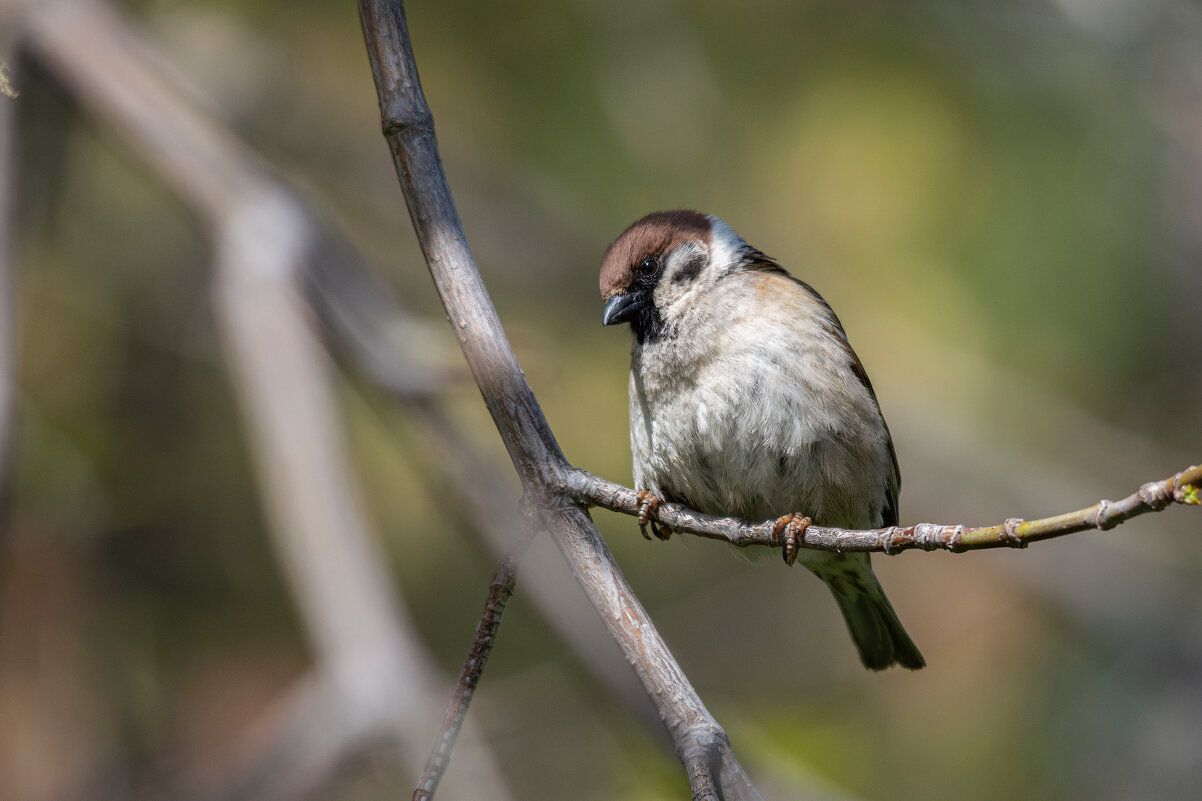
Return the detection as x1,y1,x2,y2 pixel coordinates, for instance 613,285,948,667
772,513,812,566
636,490,672,541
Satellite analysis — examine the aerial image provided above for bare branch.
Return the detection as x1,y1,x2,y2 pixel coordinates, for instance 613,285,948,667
357,1,762,797
566,464,1202,555
414,532,532,801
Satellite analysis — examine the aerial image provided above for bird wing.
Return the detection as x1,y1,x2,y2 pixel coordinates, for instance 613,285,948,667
743,255,902,528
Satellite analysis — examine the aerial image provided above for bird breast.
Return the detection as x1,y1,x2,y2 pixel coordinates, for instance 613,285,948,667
628,276,892,529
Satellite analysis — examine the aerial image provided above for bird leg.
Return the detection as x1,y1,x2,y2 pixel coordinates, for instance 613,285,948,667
636,490,672,541
772,513,812,566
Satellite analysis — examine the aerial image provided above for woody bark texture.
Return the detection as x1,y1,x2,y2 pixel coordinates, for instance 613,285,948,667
564,464,1202,554
356,2,764,799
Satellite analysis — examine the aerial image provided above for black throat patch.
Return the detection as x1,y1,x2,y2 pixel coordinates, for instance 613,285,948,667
631,300,666,344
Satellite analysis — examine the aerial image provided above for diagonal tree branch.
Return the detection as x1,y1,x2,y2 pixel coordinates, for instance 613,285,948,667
565,464,1202,555
357,2,763,798
306,255,668,737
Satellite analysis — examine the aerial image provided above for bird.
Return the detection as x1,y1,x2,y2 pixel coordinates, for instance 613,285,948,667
599,209,924,671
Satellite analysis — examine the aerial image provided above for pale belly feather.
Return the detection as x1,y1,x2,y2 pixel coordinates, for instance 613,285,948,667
629,317,891,533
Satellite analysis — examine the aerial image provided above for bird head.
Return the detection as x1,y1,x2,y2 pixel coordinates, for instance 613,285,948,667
600,210,755,341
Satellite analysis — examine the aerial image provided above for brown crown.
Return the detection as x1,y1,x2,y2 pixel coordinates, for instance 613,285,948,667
599,210,712,299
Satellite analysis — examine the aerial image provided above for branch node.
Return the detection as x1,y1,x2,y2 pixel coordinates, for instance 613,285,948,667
881,526,903,555
1002,518,1027,547
1172,468,1201,505
1138,480,1173,510
382,103,434,140
911,523,954,551
518,490,580,521
1094,500,1117,531
945,526,966,553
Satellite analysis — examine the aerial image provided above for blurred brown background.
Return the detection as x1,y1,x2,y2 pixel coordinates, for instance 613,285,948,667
3,0,1201,800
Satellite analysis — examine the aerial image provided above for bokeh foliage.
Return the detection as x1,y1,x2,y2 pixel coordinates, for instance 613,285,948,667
3,2,1200,800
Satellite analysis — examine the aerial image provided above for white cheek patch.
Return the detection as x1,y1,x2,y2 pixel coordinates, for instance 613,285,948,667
654,241,707,312
706,216,748,276
654,218,745,313
666,240,708,285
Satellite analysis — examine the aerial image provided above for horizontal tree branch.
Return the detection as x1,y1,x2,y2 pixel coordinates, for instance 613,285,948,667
564,464,1202,555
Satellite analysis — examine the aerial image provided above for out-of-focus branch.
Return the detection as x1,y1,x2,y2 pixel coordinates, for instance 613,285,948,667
7,1,512,799
0,38,16,525
307,257,668,737
357,2,762,799
566,464,1202,555
188,672,369,801
304,237,461,400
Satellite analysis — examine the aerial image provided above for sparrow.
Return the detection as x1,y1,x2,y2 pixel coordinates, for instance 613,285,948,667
600,210,924,670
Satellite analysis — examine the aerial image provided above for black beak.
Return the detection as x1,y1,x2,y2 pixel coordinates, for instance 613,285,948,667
602,292,645,326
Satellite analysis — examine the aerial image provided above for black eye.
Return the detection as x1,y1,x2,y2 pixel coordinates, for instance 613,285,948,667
637,257,658,276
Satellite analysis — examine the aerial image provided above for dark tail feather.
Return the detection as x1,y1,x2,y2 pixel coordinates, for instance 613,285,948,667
831,577,925,671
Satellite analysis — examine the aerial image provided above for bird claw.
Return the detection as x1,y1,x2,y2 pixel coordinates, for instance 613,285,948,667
636,490,671,541
772,513,812,566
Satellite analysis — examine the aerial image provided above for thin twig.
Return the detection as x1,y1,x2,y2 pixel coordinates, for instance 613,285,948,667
414,530,533,801
564,464,1202,555
357,2,763,798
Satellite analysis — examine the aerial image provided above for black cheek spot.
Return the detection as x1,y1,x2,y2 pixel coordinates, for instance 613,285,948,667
672,251,706,285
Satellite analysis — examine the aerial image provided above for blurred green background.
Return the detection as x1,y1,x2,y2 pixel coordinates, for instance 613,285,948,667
4,1,1202,800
